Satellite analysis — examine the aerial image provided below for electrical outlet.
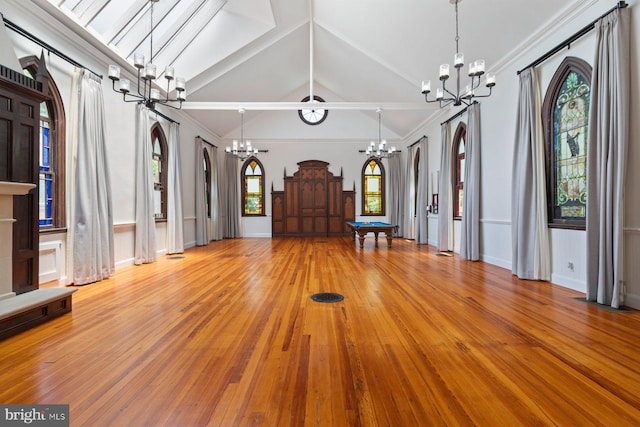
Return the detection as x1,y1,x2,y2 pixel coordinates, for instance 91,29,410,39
567,262,574,272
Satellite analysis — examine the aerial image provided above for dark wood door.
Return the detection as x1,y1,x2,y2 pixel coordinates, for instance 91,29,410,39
300,166,327,236
1,68,46,295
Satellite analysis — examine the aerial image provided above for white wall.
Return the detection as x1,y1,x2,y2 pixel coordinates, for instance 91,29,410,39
411,1,640,305
3,0,639,307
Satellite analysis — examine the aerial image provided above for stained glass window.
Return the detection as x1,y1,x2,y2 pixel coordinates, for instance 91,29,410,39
553,72,589,220
453,123,466,219
543,57,591,229
242,157,264,216
362,159,385,216
151,124,167,220
23,59,65,229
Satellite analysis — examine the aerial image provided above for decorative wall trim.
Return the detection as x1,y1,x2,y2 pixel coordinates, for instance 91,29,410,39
550,273,585,293
39,240,63,285
480,219,511,226
480,254,511,271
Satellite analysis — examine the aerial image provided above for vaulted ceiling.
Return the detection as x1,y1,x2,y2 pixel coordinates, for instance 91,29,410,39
35,0,580,141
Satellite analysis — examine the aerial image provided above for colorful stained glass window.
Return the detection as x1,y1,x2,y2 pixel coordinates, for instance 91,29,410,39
151,124,167,219
362,159,385,215
553,71,589,221
243,158,264,215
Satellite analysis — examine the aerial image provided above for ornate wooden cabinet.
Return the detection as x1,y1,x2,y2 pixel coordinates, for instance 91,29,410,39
0,62,49,294
272,160,355,237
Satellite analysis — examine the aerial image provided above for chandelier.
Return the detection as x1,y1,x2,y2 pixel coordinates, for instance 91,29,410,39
107,0,186,110
421,0,495,107
364,108,397,159
226,109,259,161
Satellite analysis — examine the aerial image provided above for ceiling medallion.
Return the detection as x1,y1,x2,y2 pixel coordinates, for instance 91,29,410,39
298,95,328,125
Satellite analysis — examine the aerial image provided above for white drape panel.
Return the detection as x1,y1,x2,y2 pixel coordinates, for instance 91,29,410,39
211,146,224,241
134,104,157,264
416,137,429,244
403,145,416,240
195,139,209,245
388,153,405,236
167,122,184,254
223,154,242,238
65,69,81,285
72,70,114,284
460,103,481,260
586,8,630,309
511,68,550,280
438,123,453,251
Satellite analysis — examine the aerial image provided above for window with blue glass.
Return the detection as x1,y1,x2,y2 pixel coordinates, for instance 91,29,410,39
22,56,66,230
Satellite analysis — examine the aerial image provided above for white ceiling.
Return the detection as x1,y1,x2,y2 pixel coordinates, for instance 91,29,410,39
41,0,581,140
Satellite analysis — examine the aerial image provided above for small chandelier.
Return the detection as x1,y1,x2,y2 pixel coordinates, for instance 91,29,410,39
107,0,186,110
421,0,495,107
365,108,397,159
226,108,259,161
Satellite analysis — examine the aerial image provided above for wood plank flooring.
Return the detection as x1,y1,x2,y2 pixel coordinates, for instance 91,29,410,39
1,237,640,426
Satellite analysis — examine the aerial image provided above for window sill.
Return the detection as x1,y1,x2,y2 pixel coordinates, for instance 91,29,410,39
39,227,67,235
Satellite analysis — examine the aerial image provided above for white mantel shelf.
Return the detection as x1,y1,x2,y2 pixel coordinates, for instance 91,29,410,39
0,181,36,195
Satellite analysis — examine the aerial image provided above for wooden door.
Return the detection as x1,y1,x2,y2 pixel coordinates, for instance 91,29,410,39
0,66,47,295
300,166,327,236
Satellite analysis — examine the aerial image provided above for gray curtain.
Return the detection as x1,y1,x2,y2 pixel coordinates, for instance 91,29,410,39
223,154,242,238
195,139,209,245
586,7,630,308
511,68,550,280
134,104,157,264
72,70,114,284
167,122,184,254
416,137,429,244
403,145,417,240
460,103,481,260
438,123,453,251
211,146,224,240
389,153,405,236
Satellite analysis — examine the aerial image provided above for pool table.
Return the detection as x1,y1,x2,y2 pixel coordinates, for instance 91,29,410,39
346,221,399,248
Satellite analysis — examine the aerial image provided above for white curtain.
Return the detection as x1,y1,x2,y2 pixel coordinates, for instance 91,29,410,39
223,154,242,238
403,145,417,240
438,123,453,251
460,103,481,260
195,138,210,245
388,153,405,236
70,70,114,285
134,104,157,264
586,7,630,309
211,146,224,241
416,137,429,244
167,122,184,254
511,68,550,280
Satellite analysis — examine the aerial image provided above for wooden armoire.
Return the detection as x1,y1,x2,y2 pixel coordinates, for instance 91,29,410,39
272,160,355,237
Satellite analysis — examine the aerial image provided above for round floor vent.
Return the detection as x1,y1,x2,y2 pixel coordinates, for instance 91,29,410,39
311,292,344,303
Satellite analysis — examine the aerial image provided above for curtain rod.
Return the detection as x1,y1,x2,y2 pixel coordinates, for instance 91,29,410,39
440,101,477,126
149,107,179,125
2,15,103,79
517,1,628,75
197,136,217,148
408,135,427,148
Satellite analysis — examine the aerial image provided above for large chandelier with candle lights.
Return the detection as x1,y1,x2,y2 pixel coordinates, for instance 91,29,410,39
107,0,186,110
226,109,259,161
421,0,495,107
364,108,397,160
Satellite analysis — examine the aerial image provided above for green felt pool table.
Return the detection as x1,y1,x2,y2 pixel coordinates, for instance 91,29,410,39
346,221,399,248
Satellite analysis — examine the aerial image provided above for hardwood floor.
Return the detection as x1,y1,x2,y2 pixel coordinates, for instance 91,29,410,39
2,237,640,426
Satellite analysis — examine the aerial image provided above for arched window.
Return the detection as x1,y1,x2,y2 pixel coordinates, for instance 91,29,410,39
452,123,466,219
241,157,264,216
203,148,212,218
21,56,65,230
362,158,385,216
542,57,591,229
150,123,168,220
414,148,420,216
